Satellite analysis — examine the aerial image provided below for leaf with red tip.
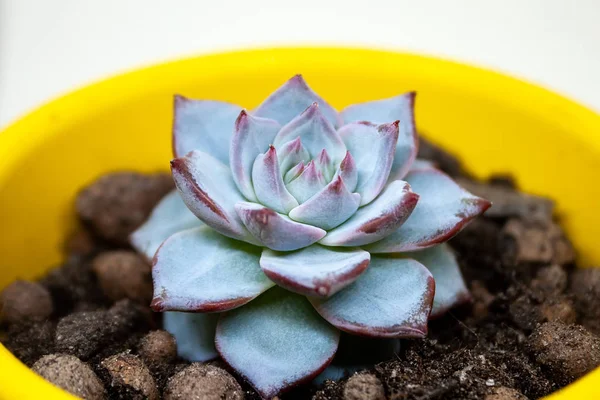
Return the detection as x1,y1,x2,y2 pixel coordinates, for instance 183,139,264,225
151,226,274,312
320,180,419,247
163,311,219,362
171,150,258,244
315,149,335,181
310,256,434,338
289,176,361,230
410,244,470,318
338,122,399,205
254,74,342,128
284,162,305,183
172,95,242,161
277,137,310,174
332,151,358,192
286,160,327,204
273,103,347,163
341,92,417,180
130,190,203,261
260,245,370,297
235,202,326,251
252,146,299,214
216,287,340,398
367,169,492,253
229,111,281,201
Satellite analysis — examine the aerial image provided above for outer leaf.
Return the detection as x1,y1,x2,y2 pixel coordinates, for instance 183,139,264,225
289,176,361,230
320,180,419,247
229,110,281,201
260,245,370,297
151,226,274,312
332,151,358,192
286,160,327,204
163,311,219,362
235,202,326,251
252,146,299,214
273,103,347,163
341,92,417,180
410,244,470,318
367,169,492,253
254,74,342,128
310,256,434,338
216,287,340,398
277,137,310,174
338,121,399,205
130,190,202,261
172,95,242,161
171,150,258,244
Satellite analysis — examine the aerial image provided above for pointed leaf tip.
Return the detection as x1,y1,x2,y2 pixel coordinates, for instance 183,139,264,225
235,202,326,251
216,288,340,398
252,146,299,214
230,111,281,202
310,256,434,338
171,150,257,244
254,75,342,128
367,169,492,253
260,245,370,297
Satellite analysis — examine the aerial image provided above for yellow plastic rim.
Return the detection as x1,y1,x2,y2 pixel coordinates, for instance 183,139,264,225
1,47,599,399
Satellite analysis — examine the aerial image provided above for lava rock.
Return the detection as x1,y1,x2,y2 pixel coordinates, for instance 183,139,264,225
64,227,99,258
527,322,600,385
138,330,177,366
108,298,154,333
485,386,529,400
3,321,55,366
569,268,600,334
76,172,173,245
539,298,577,325
55,310,112,360
92,251,152,303
100,352,159,400
531,265,567,296
164,363,243,400
0,280,53,324
343,373,386,400
32,354,105,399
40,259,107,315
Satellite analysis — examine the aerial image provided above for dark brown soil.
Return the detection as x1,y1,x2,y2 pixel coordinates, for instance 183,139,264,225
2,142,599,399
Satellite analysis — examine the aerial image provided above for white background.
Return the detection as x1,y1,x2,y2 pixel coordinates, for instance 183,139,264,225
1,0,599,129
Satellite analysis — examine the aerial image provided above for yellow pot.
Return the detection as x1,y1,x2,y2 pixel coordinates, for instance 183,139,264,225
1,47,599,399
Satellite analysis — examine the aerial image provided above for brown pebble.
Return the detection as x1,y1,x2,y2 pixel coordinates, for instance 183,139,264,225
0,280,53,324
4,321,55,366
531,265,567,296
64,228,98,258
470,280,495,319
502,220,575,265
55,310,112,360
343,373,385,400
539,298,577,324
569,268,600,334
101,352,159,400
76,172,173,245
138,330,177,366
32,354,105,400
527,322,600,385
92,251,152,303
164,363,243,400
456,179,554,223
509,295,541,331
485,386,529,400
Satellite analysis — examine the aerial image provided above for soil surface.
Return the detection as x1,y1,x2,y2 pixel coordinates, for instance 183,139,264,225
2,138,600,400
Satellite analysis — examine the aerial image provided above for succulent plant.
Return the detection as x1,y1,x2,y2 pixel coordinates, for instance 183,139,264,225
131,75,491,398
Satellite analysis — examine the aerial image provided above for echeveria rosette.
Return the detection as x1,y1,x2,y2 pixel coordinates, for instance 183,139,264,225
130,75,491,398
